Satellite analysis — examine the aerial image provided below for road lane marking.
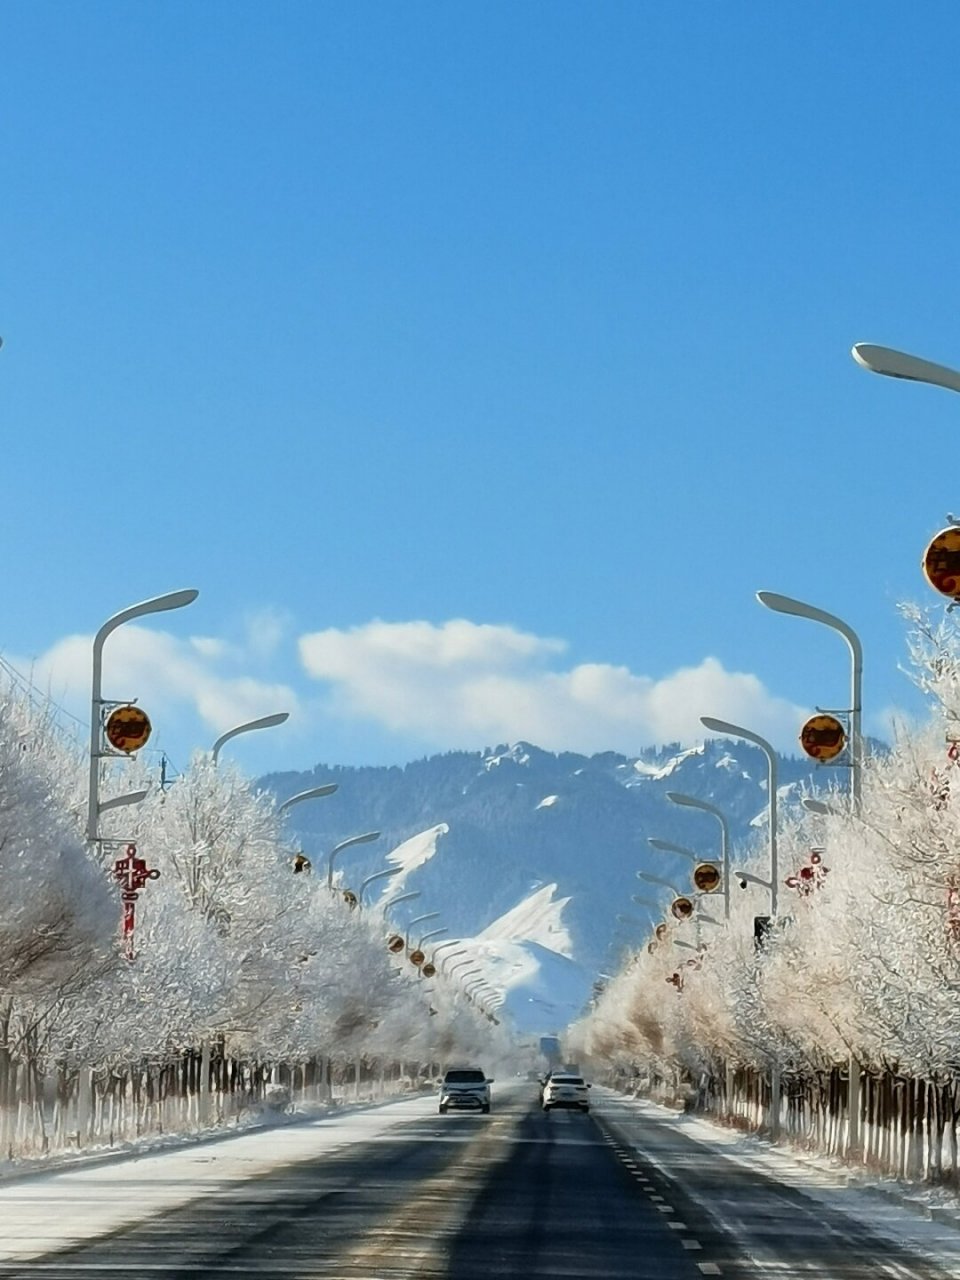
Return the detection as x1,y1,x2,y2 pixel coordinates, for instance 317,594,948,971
697,1264,722,1275
681,1239,703,1250
321,1109,513,1278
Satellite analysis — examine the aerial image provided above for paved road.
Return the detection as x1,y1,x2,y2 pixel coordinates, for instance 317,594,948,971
0,1085,953,1278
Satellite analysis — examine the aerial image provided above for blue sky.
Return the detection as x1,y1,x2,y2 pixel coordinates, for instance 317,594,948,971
3,1,960,779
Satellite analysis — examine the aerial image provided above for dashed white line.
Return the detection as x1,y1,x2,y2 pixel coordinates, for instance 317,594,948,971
697,1264,721,1275
681,1239,703,1250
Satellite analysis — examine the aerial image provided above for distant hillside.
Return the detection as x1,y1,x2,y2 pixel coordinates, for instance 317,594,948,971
258,738,830,983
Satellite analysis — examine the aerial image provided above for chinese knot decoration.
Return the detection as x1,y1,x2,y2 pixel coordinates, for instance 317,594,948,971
785,849,829,896
112,843,160,961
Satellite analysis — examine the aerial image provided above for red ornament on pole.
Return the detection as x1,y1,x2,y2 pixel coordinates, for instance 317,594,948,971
112,843,160,961
785,849,829,897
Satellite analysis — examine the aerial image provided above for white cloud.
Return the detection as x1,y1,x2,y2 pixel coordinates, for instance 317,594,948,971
242,608,291,661
298,618,807,755
11,625,299,738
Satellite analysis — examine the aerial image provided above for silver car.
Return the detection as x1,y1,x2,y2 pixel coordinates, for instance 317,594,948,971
439,1067,492,1114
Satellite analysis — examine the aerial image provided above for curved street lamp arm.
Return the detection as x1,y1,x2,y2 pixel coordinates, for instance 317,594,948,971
666,790,726,822
755,591,862,668
418,927,447,948
212,712,289,764
648,837,700,862
632,894,662,912
358,866,401,907
698,913,723,927
278,784,339,816
440,948,469,974
380,891,420,920
407,912,440,931
325,830,381,888
99,789,149,813
734,868,773,891
802,797,833,815
637,871,683,896
431,938,461,958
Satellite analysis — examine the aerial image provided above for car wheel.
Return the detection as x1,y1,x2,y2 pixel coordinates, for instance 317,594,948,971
438,1105,447,1114
542,1102,551,1111
481,1103,490,1114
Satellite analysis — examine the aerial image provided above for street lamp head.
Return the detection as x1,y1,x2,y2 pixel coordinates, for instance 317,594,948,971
648,837,699,861
211,711,290,764
278,783,339,815
851,343,960,393
666,790,692,807
756,590,814,620
129,588,200,616
700,715,742,739
801,797,832,815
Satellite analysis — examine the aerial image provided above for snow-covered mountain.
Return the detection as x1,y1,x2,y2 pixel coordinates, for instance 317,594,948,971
259,739,828,1032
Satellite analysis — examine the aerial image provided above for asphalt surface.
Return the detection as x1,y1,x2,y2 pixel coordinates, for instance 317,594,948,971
0,1084,954,1279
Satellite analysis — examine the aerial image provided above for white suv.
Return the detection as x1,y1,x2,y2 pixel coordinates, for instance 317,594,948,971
439,1067,492,1114
542,1072,590,1112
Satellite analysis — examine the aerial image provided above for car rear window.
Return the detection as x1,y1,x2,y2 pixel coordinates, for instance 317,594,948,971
550,1076,584,1085
445,1069,486,1083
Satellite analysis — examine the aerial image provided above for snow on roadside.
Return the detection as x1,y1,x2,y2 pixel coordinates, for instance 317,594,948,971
598,1089,960,1270
0,1092,439,1263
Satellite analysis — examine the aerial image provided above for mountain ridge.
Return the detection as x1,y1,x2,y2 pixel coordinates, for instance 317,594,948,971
258,738,843,976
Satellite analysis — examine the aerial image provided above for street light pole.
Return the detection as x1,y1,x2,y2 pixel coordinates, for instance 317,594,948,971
87,589,199,845
665,792,732,922
757,592,863,811
211,712,289,765
700,718,779,916
701,716,781,1142
757,590,867,1159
